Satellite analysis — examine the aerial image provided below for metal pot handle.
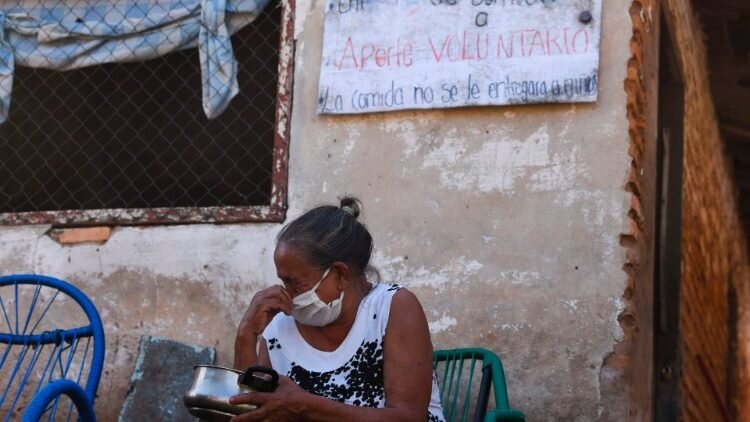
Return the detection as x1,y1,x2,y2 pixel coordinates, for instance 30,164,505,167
238,366,279,392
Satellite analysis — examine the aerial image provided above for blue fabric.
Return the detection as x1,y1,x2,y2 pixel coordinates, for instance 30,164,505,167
0,13,13,122
0,0,272,124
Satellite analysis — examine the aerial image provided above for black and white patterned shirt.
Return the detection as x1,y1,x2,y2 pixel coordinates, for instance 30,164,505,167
262,283,445,421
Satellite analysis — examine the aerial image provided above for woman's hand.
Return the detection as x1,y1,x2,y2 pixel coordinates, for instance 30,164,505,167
237,286,293,338
229,376,308,422
235,286,292,368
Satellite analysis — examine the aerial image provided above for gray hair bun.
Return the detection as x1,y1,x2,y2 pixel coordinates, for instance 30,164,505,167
340,196,362,219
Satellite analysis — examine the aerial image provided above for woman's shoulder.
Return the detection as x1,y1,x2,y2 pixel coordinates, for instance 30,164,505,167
369,282,407,295
383,286,429,340
363,283,406,307
378,283,419,299
388,286,423,313
365,283,423,319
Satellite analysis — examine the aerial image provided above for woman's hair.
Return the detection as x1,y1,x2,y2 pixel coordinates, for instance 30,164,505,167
277,196,375,279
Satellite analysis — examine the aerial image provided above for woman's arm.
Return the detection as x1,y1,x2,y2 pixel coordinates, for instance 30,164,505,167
230,289,435,422
234,333,259,369
235,337,273,369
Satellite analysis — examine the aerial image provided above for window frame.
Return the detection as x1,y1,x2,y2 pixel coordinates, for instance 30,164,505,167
0,0,295,227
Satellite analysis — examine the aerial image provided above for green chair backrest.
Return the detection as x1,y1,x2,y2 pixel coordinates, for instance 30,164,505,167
432,348,523,422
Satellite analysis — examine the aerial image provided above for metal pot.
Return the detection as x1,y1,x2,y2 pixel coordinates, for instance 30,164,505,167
183,365,279,422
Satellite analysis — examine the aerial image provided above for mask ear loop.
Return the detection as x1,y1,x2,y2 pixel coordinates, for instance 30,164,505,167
314,267,332,292
299,267,332,298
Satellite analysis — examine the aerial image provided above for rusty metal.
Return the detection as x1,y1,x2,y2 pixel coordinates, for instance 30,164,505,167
268,0,296,224
0,206,283,227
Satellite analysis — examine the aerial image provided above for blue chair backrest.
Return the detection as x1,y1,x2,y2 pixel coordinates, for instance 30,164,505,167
0,274,105,421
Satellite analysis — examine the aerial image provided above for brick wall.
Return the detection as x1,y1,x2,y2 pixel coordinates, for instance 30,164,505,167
618,1,659,420
664,0,750,420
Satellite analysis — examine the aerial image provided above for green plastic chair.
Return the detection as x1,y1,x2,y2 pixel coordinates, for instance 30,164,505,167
432,348,525,422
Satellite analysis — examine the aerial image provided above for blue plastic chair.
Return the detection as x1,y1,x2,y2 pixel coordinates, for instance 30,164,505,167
0,274,105,421
433,348,525,422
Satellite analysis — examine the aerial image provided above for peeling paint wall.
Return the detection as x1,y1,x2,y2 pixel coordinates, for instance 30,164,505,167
0,1,635,420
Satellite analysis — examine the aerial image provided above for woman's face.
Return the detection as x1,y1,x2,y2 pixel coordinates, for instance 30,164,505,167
273,243,341,303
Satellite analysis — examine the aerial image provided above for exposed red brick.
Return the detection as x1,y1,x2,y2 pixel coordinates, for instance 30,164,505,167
664,0,750,419
49,227,112,245
606,1,659,420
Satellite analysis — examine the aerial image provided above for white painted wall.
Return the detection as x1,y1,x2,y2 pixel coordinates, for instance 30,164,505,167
0,0,633,419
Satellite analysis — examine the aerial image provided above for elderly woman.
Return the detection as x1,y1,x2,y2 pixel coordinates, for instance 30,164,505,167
231,197,444,422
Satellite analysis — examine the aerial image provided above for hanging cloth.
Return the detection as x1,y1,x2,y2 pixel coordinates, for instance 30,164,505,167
0,0,272,124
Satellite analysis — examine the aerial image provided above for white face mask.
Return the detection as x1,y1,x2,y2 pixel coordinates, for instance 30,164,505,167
291,268,345,327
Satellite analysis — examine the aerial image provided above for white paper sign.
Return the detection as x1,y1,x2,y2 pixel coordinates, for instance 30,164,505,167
317,0,602,114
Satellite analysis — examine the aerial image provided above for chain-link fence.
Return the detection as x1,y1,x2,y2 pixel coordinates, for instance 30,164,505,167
0,0,285,224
